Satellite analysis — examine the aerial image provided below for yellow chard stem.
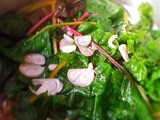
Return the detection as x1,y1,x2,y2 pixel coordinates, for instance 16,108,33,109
123,11,129,24
22,0,55,14
51,1,58,54
52,34,58,54
51,0,56,24
49,60,67,78
29,94,37,102
29,60,67,102
39,22,96,34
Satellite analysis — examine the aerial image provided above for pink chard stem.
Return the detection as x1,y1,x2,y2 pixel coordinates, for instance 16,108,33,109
72,12,90,29
66,26,82,36
27,11,56,35
66,26,132,76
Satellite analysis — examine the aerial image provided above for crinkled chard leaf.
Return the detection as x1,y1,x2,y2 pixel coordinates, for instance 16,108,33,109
55,0,86,17
103,70,153,120
0,30,54,62
0,13,31,37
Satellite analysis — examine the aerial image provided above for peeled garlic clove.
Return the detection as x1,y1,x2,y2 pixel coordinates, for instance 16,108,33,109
59,39,70,46
90,42,97,51
19,63,44,78
118,44,129,62
32,79,44,85
30,78,63,96
48,64,57,71
31,83,48,95
63,34,74,43
75,35,91,47
60,45,77,53
88,62,97,73
67,69,94,87
47,79,63,95
59,39,76,53
88,62,93,69
24,53,45,65
67,69,81,82
108,35,118,49
78,46,94,57
66,31,73,36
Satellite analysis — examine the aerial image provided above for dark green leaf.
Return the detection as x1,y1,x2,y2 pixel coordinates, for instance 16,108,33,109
0,30,53,62
0,13,31,37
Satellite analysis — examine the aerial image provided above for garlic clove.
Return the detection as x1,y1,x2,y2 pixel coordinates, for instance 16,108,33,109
59,39,76,53
74,35,91,47
67,69,94,87
63,34,74,43
32,79,44,85
108,35,118,49
30,78,63,96
60,39,71,46
66,31,73,36
78,46,94,57
24,53,45,65
118,44,129,62
90,42,97,51
47,79,63,95
48,64,57,71
67,69,81,82
88,62,93,69
19,63,44,78
60,45,77,53
33,82,48,95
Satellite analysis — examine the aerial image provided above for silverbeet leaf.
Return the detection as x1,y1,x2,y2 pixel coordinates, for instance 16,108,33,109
0,30,54,62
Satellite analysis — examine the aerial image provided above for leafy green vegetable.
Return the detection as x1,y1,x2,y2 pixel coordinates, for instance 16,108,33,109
124,57,148,82
13,91,37,120
0,13,31,37
0,55,16,86
103,70,153,120
146,69,160,102
78,22,98,34
0,0,159,120
0,30,53,62
86,0,124,33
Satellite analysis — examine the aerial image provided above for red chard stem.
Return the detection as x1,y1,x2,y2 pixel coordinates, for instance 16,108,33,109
27,11,56,35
